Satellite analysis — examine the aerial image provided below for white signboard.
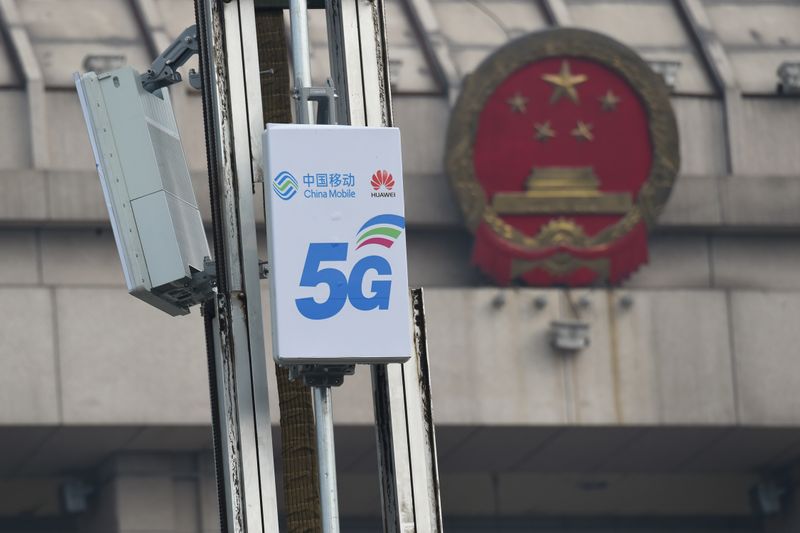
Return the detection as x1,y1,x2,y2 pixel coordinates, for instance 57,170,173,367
263,124,412,364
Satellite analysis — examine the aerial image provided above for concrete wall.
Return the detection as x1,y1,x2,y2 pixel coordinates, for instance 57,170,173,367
1,0,799,528
3,228,800,428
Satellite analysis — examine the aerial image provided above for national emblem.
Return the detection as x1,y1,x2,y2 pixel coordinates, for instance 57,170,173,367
446,29,680,286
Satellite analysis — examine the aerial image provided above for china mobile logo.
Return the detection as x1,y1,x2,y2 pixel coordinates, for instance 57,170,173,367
370,170,396,198
273,171,298,200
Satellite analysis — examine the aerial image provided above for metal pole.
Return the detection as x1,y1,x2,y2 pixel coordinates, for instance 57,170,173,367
195,1,280,531
314,386,340,533
289,1,340,531
290,0,314,121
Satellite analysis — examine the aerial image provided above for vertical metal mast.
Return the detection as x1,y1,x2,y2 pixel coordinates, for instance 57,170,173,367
288,2,341,532
324,2,444,531
195,1,280,532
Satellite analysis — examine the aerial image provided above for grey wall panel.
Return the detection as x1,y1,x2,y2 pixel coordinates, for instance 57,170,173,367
406,229,484,287
672,97,728,176
704,2,800,48
46,92,95,170
171,94,208,172
712,236,800,290
0,170,47,221
384,0,444,93
430,0,548,77
0,230,38,284
0,288,58,424
612,290,736,424
625,234,711,289
719,175,800,226
730,292,800,425
0,284,789,427
40,229,124,286
0,29,19,87
0,92,31,168
393,96,449,176
736,98,800,176
570,0,690,46
567,0,715,94
431,0,546,48
562,291,618,424
18,0,151,88
658,175,722,226
425,288,569,425
56,288,210,424
497,472,754,516
44,170,108,221
703,0,800,94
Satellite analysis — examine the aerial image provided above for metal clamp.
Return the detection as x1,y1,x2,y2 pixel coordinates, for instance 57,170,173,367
141,25,200,93
293,78,338,125
288,364,355,387
189,256,217,302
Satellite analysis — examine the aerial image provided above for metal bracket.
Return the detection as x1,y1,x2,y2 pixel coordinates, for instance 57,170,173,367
289,364,355,388
141,25,200,93
293,78,338,125
189,256,217,302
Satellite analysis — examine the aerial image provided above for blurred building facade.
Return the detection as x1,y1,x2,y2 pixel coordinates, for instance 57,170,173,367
1,0,800,531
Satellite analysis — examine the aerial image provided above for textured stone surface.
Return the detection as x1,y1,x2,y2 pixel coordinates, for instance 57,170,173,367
720,176,800,227
45,171,108,221
56,288,209,424
730,292,800,425
393,97,450,176
0,230,39,284
0,285,791,429
713,236,800,290
0,170,47,222
659,175,722,227
626,234,711,289
612,290,736,424
0,288,58,423
0,92,31,169
45,92,95,171
406,229,483,287
425,288,568,425
41,228,124,286
115,476,176,531
672,98,727,176
737,98,800,176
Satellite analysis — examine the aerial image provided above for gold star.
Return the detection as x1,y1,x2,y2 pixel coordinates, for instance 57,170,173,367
571,121,594,142
534,121,555,142
541,60,588,104
507,92,528,113
599,90,621,111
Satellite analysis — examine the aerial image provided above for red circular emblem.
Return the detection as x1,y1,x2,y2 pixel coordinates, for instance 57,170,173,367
446,29,679,286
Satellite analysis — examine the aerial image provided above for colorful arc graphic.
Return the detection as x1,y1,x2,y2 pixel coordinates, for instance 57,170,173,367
356,214,405,250
273,171,298,200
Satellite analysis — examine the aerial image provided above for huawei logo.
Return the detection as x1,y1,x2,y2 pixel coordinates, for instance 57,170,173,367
370,170,395,191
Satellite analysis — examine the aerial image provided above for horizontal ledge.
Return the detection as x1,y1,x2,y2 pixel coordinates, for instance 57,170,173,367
1,170,800,231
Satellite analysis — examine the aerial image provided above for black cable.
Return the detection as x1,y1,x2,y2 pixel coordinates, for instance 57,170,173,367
194,1,229,532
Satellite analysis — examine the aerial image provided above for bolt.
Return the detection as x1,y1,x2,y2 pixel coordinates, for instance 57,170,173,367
533,295,548,310
619,294,634,310
491,293,506,310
